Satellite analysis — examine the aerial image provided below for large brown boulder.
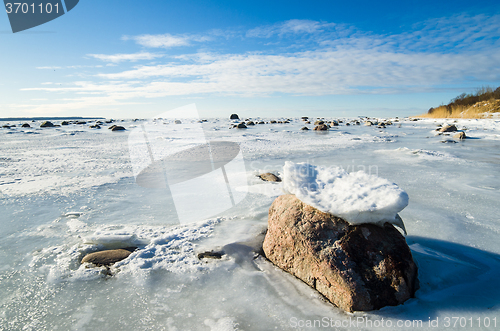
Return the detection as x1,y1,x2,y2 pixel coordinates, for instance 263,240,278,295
263,195,418,312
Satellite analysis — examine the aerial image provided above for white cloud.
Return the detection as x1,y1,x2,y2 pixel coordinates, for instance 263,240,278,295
18,14,500,113
123,33,200,48
247,19,337,38
87,52,164,63
25,48,500,100
36,66,62,70
122,31,229,49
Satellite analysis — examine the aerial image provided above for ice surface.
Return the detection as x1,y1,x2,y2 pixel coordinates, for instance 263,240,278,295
1,117,500,330
283,161,409,228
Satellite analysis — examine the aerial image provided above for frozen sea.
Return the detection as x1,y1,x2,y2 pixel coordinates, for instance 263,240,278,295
0,115,499,330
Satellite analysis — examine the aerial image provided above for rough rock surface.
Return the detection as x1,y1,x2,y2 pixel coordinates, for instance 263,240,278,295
438,124,457,133
263,195,418,312
81,248,136,266
313,124,329,131
258,173,281,182
40,121,55,128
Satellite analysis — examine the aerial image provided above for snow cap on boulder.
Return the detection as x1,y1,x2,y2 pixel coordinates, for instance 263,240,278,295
283,161,408,231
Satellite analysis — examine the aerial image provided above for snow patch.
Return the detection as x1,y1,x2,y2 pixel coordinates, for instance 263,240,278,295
283,161,408,228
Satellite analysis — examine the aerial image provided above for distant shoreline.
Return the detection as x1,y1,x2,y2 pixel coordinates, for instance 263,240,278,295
0,117,105,122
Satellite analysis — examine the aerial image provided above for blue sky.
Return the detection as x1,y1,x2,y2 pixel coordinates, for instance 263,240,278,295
1,0,499,119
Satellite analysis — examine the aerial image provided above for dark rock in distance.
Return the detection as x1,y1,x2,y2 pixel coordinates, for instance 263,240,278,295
247,121,255,126
237,123,247,129
313,124,329,131
258,173,281,182
438,124,457,133
198,251,224,259
40,121,55,128
301,126,309,131
230,114,240,120
111,126,126,131
61,121,69,125
90,124,101,129
263,195,418,312
81,247,137,266
21,123,31,128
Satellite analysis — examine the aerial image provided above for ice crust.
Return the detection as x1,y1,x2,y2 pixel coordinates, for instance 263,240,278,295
2,117,500,330
283,161,409,228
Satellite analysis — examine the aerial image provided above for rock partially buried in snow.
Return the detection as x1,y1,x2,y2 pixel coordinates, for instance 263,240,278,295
263,194,418,312
40,121,55,128
437,124,457,133
197,251,223,259
313,124,329,131
258,173,281,182
111,125,126,131
230,114,239,120
453,132,466,139
283,162,408,231
81,247,136,266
